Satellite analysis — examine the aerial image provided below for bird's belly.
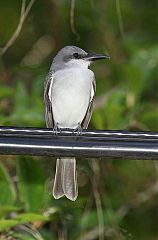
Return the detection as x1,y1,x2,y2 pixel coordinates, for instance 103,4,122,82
53,88,89,128
51,69,93,128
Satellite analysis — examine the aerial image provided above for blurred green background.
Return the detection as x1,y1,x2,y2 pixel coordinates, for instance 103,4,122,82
0,0,158,239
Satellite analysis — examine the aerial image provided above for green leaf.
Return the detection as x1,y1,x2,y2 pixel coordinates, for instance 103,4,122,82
15,213,49,222
0,213,49,231
17,157,48,212
0,205,19,218
0,162,16,205
0,219,19,231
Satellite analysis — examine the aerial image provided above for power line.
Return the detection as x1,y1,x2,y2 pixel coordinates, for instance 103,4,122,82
0,126,158,159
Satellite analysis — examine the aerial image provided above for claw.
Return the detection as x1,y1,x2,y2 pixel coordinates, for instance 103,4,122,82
53,123,61,135
73,123,82,136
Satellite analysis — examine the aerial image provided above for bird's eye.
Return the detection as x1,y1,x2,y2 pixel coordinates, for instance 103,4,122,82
73,52,79,58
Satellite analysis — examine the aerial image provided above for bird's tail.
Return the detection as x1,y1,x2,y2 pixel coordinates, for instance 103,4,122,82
53,157,78,201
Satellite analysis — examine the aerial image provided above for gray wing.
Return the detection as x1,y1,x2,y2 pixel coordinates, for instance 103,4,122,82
81,76,96,129
44,70,54,128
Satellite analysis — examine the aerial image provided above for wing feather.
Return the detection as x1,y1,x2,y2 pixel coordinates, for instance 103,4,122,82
81,76,96,128
44,70,54,128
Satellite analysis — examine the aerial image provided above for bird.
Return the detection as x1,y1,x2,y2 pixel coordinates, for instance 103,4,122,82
44,46,109,201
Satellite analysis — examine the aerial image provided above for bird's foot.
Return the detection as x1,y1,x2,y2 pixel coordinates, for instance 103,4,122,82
73,123,82,136
52,123,61,135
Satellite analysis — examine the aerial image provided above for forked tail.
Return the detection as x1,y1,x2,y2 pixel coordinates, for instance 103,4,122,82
53,157,78,201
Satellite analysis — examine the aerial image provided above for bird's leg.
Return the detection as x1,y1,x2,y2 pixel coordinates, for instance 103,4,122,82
53,122,61,135
73,123,82,136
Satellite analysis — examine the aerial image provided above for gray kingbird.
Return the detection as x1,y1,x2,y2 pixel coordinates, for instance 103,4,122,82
44,46,109,201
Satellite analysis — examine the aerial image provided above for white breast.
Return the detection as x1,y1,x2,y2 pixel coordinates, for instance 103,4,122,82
49,67,94,129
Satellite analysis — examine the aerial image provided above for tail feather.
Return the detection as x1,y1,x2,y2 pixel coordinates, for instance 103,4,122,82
53,158,78,201
53,158,64,199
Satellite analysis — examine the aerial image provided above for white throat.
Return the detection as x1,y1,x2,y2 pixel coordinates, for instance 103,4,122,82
65,59,90,69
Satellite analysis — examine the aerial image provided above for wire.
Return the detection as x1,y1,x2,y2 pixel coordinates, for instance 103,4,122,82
0,126,157,159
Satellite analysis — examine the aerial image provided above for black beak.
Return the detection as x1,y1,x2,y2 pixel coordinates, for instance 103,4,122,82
84,52,110,61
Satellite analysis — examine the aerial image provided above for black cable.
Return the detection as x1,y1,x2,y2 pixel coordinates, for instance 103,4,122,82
0,126,157,159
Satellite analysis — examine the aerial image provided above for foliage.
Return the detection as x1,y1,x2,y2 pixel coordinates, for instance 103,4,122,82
0,0,158,239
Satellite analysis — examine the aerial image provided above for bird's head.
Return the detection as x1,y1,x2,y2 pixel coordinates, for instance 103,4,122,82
52,46,110,71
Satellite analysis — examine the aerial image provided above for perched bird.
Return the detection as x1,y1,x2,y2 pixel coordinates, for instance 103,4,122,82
44,46,109,201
